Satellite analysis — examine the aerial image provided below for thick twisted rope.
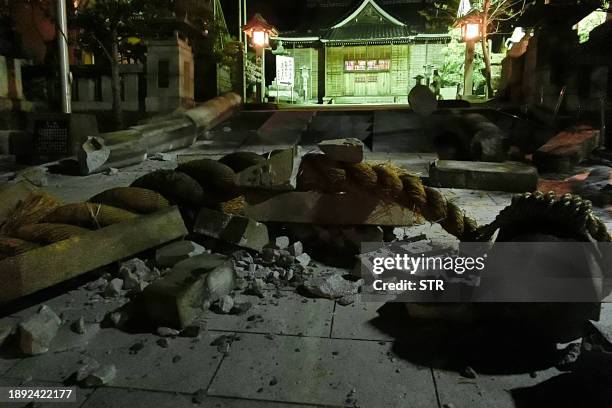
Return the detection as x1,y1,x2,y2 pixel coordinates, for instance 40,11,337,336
297,155,479,240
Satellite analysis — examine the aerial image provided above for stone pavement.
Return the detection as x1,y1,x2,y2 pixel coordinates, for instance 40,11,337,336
1,118,611,408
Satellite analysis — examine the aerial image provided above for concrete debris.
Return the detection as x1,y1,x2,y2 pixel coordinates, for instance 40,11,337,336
0,322,15,348
534,126,600,173
121,271,148,293
108,310,130,329
245,278,266,298
194,207,270,252
338,294,356,306
213,295,235,314
210,334,239,354
85,277,108,291
119,258,159,283
296,253,311,267
71,317,86,335
318,138,364,163
103,167,119,176
143,253,235,329
82,364,117,387
236,147,301,191
155,241,206,268
18,305,62,355
275,236,290,250
276,251,295,268
303,274,363,300
103,278,123,298
157,327,180,337
262,248,277,264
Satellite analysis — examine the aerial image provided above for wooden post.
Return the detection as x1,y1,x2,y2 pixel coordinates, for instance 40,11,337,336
463,39,475,97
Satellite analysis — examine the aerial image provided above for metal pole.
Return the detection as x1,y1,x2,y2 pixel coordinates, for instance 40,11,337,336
242,0,247,102
57,0,71,113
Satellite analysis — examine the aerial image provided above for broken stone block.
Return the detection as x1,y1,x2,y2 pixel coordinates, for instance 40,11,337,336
534,126,601,173
143,253,235,329
194,207,269,252
275,236,290,250
338,294,356,306
71,317,86,335
428,160,538,193
103,278,123,298
155,240,206,268
318,138,364,163
276,250,294,268
83,364,117,387
236,147,301,191
76,358,100,382
18,305,62,355
15,166,48,187
303,274,362,300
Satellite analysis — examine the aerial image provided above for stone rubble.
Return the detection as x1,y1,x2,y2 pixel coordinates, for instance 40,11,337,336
82,364,117,387
155,240,206,268
71,317,87,335
302,274,363,300
18,305,62,355
103,278,124,298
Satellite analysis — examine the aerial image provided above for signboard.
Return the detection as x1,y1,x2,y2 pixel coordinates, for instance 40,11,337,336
32,114,71,156
276,55,295,86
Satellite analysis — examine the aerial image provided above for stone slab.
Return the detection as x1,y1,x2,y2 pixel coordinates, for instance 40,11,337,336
434,368,562,408
194,207,269,252
205,291,334,337
244,192,417,226
534,127,601,173
0,207,187,303
6,330,223,394
428,160,538,193
331,299,393,342
143,253,234,329
81,387,319,408
208,333,437,407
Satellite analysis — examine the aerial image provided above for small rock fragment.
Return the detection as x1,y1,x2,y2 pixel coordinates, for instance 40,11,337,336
231,302,252,316
83,364,116,387
338,295,356,306
275,236,290,249
296,253,311,267
181,324,205,338
76,358,100,382
0,323,15,349
276,250,295,268
18,305,62,355
157,327,180,337
103,278,123,298
302,274,360,300
71,317,86,335
288,241,303,257
556,342,582,371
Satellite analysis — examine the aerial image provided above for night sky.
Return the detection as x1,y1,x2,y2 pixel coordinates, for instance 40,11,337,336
222,0,308,37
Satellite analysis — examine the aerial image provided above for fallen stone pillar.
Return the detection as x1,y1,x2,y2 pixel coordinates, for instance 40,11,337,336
428,160,538,193
0,207,187,303
534,126,601,173
142,253,235,329
244,192,417,226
